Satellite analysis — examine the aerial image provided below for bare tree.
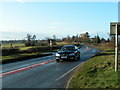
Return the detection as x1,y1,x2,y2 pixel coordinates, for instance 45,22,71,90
26,34,32,42
25,34,37,46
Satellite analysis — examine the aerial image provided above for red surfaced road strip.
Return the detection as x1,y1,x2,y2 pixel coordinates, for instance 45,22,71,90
0,60,56,78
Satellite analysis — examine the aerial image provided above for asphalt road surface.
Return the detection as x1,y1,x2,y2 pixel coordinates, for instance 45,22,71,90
2,45,100,88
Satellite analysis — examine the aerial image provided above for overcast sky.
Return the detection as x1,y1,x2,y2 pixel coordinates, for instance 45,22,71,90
0,1,118,40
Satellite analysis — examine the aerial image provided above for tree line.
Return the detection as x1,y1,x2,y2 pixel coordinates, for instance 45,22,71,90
20,32,109,46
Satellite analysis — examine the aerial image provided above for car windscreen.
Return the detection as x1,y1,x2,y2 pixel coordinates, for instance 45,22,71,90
61,46,75,51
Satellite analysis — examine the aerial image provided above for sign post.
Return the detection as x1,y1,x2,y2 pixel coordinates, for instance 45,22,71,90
110,22,120,72
50,40,52,51
115,24,118,72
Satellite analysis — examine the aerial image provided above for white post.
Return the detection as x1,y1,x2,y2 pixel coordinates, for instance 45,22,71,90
115,24,118,72
50,40,52,51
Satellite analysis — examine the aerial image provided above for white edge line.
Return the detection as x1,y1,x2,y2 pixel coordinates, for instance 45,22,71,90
66,54,98,89
55,62,84,81
66,72,74,89
66,62,85,89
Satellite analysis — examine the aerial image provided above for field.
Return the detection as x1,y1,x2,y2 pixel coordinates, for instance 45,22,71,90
69,43,120,88
2,43,25,48
1,42,66,63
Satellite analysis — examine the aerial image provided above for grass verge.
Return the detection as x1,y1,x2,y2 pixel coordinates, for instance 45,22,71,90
1,52,53,64
69,43,120,88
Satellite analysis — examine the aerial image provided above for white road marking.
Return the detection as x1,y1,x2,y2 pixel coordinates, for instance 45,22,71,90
66,72,74,89
55,62,84,81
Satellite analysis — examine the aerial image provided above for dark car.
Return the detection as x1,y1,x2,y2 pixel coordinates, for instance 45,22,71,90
55,45,80,62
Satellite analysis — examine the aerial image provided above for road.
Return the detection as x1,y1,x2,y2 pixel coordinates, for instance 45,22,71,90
2,45,100,88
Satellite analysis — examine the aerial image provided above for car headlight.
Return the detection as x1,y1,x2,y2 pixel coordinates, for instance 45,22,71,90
56,53,60,56
69,53,75,56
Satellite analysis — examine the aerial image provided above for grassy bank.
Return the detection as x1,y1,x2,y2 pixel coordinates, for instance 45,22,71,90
69,43,120,88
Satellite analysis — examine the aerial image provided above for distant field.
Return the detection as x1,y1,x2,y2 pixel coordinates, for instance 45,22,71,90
56,42,78,45
56,42,68,45
2,42,67,48
2,41,78,48
2,43,25,48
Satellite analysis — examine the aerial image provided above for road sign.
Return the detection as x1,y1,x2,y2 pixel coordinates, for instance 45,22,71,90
110,22,120,35
110,22,119,72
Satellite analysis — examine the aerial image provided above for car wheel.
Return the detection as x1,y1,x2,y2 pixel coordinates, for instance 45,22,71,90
74,56,78,61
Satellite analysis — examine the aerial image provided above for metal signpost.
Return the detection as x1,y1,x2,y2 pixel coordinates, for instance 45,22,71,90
110,22,120,72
